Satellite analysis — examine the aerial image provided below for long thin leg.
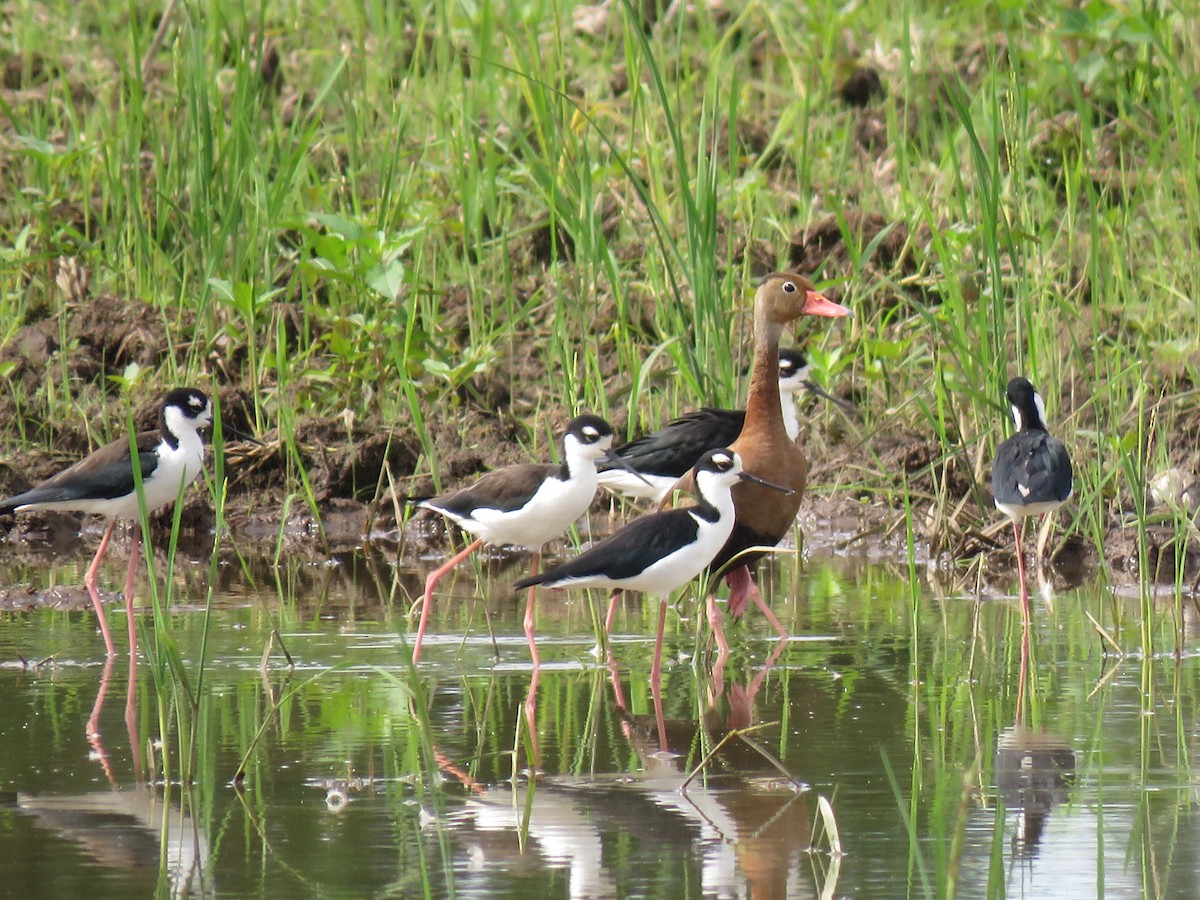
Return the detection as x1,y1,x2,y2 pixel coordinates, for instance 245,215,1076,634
650,598,668,686
84,520,119,657
126,647,142,781
1034,511,1053,566
725,565,756,618
412,538,483,664
1013,520,1030,625
650,668,667,753
123,523,141,656
604,590,621,636
751,587,788,640
706,592,731,658
524,552,540,668
523,667,541,772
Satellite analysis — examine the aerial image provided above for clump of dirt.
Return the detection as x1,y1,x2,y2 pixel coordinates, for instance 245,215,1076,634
877,435,976,502
2,51,58,90
0,265,194,413
0,583,104,614
837,65,886,107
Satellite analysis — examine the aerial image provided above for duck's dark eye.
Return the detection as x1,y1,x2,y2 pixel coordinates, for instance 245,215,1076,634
782,281,797,293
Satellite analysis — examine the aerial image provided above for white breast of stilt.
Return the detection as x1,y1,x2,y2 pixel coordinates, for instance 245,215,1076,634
466,465,599,550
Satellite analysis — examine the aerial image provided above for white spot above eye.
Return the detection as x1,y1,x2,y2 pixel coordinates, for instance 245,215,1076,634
583,427,599,439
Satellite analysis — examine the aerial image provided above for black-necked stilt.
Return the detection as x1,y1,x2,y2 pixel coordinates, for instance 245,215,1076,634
0,388,217,656
412,414,644,667
692,273,851,649
990,376,1073,622
598,348,856,503
515,448,794,683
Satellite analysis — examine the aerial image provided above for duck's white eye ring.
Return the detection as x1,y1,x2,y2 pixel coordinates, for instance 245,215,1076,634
782,281,797,293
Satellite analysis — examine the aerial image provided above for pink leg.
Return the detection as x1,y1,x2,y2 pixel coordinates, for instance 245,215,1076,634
86,654,115,740
604,590,621,636
651,667,667,753
412,538,483,664
126,648,142,781
524,552,541,668
725,565,753,618
750,587,788,640
706,593,731,658
84,520,119,658
1013,521,1030,625
650,598,668,686
524,667,541,771
123,524,141,655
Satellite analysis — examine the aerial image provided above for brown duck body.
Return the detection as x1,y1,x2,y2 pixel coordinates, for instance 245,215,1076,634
704,273,850,613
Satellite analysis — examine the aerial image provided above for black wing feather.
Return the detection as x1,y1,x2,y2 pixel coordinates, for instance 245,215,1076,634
605,409,743,478
0,432,159,512
992,432,1073,506
516,509,701,588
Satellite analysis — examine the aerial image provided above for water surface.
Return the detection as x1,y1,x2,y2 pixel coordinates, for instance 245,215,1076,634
1,536,1198,898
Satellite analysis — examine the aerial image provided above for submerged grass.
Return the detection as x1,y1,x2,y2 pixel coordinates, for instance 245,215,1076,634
3,1,1200,604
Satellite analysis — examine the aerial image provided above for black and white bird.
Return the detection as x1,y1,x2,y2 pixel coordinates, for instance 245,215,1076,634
991,377,1073,622
516,449,793,683
0,388,218,656
597,348,855,503
412,414,645,667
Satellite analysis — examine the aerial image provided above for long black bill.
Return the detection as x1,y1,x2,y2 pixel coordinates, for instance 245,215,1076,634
218,423,265,446
603,449,655,489
737,471,796,495
802,380,861,419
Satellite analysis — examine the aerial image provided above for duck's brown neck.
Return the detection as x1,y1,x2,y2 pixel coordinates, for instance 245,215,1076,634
744,317,785,434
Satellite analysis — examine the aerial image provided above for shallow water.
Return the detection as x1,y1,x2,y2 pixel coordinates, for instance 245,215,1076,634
1,534,1199,898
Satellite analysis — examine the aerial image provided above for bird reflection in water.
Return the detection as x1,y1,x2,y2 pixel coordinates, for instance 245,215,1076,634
997,622,1075,861
428,641,839,899
14,654,212,897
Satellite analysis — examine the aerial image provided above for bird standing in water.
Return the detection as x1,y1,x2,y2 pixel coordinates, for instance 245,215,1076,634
517,449,793,683
991,376,1073,623
412,414,644,667
665,273,851,649
0,389,219,657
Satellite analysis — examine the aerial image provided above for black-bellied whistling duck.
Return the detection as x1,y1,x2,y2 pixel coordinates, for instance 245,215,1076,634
695,273,851,647
412,414,643,667
516,449,792,683
990,377,1073,624
597,348,856,503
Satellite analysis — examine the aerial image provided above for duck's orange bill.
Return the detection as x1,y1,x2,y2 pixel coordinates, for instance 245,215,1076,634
802,291,852,317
